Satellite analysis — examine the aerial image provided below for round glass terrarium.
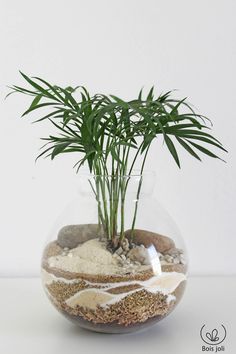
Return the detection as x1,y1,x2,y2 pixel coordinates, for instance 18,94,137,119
41,172,187,333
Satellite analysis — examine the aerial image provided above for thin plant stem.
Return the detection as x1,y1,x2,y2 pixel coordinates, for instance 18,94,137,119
130,144,151,240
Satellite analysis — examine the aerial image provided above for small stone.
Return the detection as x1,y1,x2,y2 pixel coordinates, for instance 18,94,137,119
163,247,183,256
121,238,130,252
164,255,174,263
115,247,123,256
57,224,105,249
125,229,175,253
173,257,180,264
120,254,126,261
127,246,150,265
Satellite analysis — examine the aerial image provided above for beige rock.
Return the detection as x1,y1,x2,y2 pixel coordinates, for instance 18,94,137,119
125,229,175,253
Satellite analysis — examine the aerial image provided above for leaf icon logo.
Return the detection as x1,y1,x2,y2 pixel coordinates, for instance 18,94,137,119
206,329,220,342
200,324,226,346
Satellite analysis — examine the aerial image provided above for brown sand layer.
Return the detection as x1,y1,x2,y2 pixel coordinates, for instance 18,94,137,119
56,289,174,326
43,263,155,283
106,283,142,294
46,280,186,326
46,280,107,303
46,280,143,303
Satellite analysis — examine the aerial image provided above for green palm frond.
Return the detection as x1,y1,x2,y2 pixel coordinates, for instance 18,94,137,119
7,72,227,170
7,72,227,241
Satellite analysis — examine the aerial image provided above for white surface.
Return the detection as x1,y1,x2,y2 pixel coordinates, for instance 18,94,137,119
0,0,236,277
0,277,235,354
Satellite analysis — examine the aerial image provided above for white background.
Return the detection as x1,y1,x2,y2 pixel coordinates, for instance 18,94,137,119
0,0,235,277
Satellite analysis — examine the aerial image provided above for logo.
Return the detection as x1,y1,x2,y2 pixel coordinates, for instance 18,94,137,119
200,324,226,352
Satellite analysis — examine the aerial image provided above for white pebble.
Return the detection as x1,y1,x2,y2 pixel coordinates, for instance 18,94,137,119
173,258,180,264
165,255,174,263
116,247,123,256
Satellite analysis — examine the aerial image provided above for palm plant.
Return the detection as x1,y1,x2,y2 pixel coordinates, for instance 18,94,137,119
8,72,226,247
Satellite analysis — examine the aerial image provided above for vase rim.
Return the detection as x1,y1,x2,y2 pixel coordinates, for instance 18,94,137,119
77,170,156,178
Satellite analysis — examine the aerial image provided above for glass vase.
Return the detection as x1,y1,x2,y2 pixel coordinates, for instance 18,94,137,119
41,173,187,333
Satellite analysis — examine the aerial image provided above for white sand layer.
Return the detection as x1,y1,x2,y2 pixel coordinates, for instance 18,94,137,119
48,238,150,275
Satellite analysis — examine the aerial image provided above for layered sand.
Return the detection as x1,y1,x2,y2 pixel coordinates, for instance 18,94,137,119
41,238,187,328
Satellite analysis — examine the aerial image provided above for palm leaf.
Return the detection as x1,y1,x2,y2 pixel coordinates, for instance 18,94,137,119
186,140,225,161
164,135,180,167
176,136,201,161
